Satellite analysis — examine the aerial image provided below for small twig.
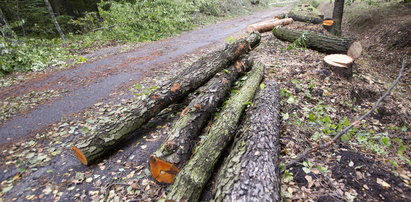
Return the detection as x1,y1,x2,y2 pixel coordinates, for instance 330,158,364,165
286,59,406,168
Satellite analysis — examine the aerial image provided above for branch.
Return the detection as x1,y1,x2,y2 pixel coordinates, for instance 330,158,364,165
286,59,407,168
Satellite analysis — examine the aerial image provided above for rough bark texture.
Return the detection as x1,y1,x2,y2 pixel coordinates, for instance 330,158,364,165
72,32,262,166
150,57,254,172
331,0,345,36
166,62,265,202
44,0,65,40
272,27,355,54
288,12,323,24
246,18,293,33
212,80,281,202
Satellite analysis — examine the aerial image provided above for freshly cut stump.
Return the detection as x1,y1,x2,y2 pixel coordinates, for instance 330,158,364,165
324,54,354,78
212,80,281,202
166,62,265,202
288,12,323,24
246,18,293,33
272,27,362,55
71,32,262,166
149,56,254,183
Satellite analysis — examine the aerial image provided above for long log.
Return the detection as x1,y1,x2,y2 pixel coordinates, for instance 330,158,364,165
166,61,265,202
272,27,362,55
212,80,281,202
71,32,262,166
288,12,323,24
149,57,254,184
246,18,294,33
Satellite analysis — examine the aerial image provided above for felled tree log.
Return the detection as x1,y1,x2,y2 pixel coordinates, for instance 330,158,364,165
212,80,281,202
272,27,362,55
288,12,323,24
149,56,254,183
166,62,265,202
246,18,293,33
324,54,354,78
71,32,262,166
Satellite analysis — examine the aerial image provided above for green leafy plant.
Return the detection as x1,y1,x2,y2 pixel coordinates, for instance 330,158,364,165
286,32,308,50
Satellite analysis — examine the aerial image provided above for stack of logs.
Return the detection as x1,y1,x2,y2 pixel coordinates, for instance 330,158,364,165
72,32,283,201
71,9,363,201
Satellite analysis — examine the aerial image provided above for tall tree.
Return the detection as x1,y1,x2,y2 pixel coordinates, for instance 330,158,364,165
331,0,345,36
44,0,65,40
0,6,14,39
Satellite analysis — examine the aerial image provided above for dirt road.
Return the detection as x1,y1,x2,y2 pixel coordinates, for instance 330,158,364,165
0,7,289,144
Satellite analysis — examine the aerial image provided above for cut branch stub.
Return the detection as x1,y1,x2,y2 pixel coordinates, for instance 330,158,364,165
71,32,262,166
166,61,265,202
149,57,254,184
212,80,281,202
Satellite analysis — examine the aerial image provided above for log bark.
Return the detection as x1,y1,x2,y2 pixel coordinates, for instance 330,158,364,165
272,27,357,54
246,18,293,33
71,32,262,166
288,12,323,24
150,57,254,183
166,62,265,202
331,0,345,36
212,80,281,202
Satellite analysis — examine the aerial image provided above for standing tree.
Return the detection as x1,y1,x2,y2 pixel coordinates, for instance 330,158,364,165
44,0,65,40
331,0,345,36
0,7,14,39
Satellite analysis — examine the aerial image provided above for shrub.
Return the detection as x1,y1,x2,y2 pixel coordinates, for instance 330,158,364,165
97,0,195,42
0,37,69,75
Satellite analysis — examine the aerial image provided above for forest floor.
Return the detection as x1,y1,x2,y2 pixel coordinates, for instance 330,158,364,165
1,1,411,202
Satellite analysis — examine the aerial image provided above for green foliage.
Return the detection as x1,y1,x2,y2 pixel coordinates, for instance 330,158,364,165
97,0,195,42
0,37,70,74
286,32,308,50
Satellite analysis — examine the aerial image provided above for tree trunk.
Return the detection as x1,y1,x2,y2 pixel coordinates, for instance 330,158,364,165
272,27,358,54
71,32,262,166
0,7,13,39
331,0,345,36
44,0,65,40
246,18,294,33
288,12,323,24
150,56,254,183
212,80,281,202
166,62,265,202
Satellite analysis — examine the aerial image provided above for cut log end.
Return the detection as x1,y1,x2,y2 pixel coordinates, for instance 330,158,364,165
347,41,363,59
149,156,180,184
71,146,88,166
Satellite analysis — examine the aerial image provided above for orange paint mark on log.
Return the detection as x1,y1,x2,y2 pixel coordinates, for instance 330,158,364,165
72,147,88,166
235,43,246,55
149,157,180,184
180,107,190,117
151,94,160,99
235,61,243,69
171,83,181,92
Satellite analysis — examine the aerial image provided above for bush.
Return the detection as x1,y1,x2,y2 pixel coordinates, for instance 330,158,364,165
0,37,69,75
97,0,195,41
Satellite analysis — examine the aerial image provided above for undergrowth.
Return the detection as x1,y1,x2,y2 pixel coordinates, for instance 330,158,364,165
0,0,274,76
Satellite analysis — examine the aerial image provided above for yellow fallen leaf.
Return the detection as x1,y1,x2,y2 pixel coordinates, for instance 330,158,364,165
376,178,391,189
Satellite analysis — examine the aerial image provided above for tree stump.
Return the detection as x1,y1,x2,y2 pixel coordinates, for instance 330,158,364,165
323,54,354,78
